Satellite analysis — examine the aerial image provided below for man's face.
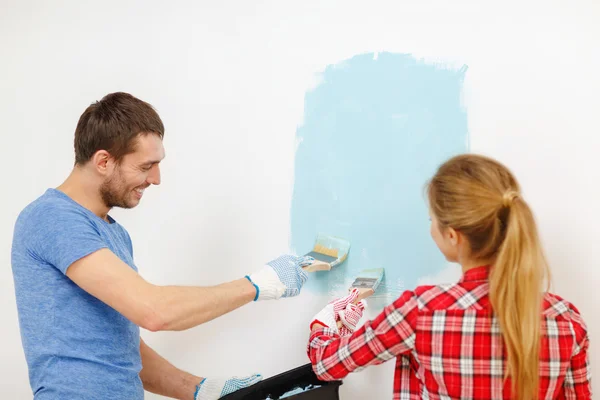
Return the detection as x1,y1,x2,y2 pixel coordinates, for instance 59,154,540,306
100,134,165,209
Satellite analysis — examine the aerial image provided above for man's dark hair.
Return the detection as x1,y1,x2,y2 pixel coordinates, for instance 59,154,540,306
74,92,165,165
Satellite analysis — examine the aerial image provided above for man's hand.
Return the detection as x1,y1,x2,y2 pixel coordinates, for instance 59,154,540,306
246,255,312,300
194,373,262,400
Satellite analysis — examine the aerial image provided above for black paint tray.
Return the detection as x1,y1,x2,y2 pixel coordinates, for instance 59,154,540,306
219,363,342,400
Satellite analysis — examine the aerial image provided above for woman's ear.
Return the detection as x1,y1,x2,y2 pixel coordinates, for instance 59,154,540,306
446,226,459,247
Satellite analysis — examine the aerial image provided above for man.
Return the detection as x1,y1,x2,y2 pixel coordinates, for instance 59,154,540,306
11,92,313,400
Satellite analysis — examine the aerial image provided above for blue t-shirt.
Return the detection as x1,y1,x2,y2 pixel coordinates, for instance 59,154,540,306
11,188,143,399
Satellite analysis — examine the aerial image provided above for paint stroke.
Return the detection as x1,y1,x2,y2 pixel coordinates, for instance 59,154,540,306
290,52,469,308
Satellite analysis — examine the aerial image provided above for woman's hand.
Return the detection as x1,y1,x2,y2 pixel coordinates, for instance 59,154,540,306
310,288,367,335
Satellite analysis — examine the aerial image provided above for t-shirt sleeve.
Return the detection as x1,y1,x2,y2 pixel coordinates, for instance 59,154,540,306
28,204,109,275
123,227,134,258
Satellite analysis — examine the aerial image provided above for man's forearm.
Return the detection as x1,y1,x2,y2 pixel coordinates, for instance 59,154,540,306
140,339,201,400
147,278,256,331
65,249,259,332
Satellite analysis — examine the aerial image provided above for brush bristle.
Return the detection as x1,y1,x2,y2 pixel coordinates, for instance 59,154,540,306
313,243,339,258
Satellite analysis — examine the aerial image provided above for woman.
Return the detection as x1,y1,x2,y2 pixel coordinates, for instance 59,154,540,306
308,154,591,399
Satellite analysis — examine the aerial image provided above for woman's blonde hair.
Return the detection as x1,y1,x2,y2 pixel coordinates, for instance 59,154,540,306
427,154,550,399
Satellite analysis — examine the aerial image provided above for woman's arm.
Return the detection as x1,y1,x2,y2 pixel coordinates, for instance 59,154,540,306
307,290,419,381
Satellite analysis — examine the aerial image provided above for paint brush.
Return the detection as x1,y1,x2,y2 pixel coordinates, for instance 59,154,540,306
348,268,385,300
301,233,350,272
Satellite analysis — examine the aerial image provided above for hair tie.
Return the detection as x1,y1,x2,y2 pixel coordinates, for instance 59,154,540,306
502,190,519,208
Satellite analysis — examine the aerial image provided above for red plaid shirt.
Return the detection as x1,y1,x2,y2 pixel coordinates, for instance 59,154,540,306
308,266,591,399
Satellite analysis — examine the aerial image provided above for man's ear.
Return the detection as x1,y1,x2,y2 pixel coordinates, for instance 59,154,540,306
91,150,113,176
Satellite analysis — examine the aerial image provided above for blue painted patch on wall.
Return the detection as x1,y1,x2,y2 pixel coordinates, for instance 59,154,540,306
291,52,469,308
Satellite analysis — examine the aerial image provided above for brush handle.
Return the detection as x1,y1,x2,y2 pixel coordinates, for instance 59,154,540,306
301,260,331,272
353,287,375,301
329,253,349,268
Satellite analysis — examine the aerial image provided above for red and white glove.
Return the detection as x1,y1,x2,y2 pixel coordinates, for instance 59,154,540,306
338,300,367,336
310,288,367,335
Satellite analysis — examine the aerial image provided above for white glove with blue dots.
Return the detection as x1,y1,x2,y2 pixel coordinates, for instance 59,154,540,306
194,373,262,400
246,255,312,300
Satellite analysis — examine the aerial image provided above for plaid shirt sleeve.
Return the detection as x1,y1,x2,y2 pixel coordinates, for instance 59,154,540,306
307,290,419,381
562,308,592,399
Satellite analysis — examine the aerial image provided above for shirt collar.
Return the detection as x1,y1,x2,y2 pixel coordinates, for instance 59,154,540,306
459,265,490,283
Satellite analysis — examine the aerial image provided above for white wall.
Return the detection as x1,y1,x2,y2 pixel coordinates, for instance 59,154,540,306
1,1,599,398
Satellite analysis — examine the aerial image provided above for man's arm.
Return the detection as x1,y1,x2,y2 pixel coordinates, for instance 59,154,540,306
139,338,202,400
66,248,256,331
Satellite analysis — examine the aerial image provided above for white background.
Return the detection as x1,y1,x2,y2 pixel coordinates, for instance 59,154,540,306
1,1,598,398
